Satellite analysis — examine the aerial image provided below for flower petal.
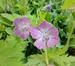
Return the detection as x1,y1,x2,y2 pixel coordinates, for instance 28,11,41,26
30,27,42,39
13,18,21,26
47,36,59,48
34,38,46,49
14,27,29,40
13,17,30,26
20,31,29,40
22,17,30,23
14,27,22,36
51,28,59,36
38,21,53,31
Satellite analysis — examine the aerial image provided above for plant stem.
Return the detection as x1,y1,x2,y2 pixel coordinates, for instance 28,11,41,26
44,47,49,66
66,21,75,45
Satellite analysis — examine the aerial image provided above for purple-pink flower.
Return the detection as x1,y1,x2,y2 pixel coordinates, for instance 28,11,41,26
13,17,30,40
30,21,59,49
13,17,59,49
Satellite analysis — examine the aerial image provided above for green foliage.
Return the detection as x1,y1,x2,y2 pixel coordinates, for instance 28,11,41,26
25,46,75,66
62,0,75,10
0,36,27,66
5,27,13,35
45,12,52,22
1,13,22,21
47,45,75,66
0,0,29,14
0,24,5,32
70,38,75,48
0,0,16,12
16,0,29,14
47,45,68,59
0,0,75,66
0,16,12,26
25,54,46,66
54,55,75,66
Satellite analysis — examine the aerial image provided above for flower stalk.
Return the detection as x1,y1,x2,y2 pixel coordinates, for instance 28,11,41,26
44,47,49,66
66,20,75,46
44,41,49,66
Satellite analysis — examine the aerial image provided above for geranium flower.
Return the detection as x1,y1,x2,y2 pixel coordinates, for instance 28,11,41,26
30,21,59,49
13,17,30,40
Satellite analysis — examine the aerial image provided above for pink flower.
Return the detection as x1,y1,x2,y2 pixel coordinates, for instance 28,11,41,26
30,21,59,49
13,17,30,40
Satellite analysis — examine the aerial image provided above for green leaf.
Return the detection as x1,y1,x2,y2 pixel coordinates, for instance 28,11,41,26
54,55,75,66
48,44,69,59
1,13,22,21
0,24,5,32
0,0,16,12
70,38,75,48
16,0,29,14
25,54,46,66
37,12,46,26
45,13,51,22
0,36,27,66
28,15,38,27
5,27,13,35
0,16,12,26
62,0,75,10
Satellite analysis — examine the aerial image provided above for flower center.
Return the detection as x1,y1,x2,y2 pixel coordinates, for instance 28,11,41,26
41,29,49,40
18,23,30,33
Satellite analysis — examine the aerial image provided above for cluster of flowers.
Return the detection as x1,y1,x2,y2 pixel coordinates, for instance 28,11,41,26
13,17,59,49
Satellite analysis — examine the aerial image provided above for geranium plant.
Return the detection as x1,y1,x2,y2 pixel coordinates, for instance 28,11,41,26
13,17,60,66
0,0,75,66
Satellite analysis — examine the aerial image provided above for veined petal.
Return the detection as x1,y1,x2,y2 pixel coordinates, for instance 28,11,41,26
14,27,29,40
51,27,59,36
38,21,53,31
13,17,30,26
22,17,30,23
30,27,42,39
47,36,59,48
13,18,21,26
20,31,30,40
34,38,46,49
14,27,22,36
13,17,30,40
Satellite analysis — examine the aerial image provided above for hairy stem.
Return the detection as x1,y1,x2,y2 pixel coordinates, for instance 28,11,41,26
44,47,49,66
66,20,75,45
